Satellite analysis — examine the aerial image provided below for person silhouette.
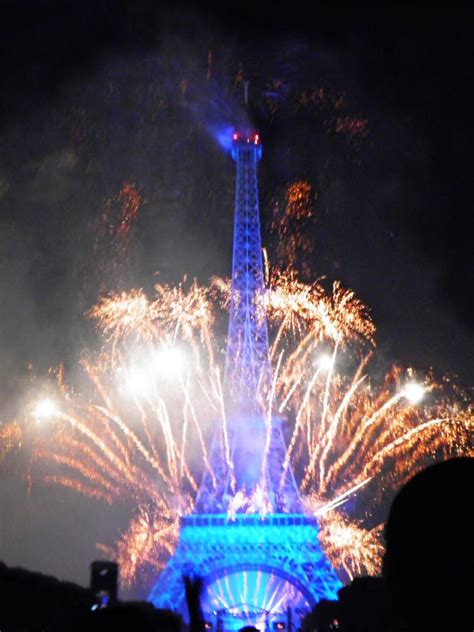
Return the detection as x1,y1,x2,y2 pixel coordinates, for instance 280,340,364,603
383,456,474,632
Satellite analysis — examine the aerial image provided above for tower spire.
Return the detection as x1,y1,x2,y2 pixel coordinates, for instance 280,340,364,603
224,130,271,410
195,131,301,513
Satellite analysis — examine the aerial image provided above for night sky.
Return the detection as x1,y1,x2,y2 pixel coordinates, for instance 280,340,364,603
0,4,473,591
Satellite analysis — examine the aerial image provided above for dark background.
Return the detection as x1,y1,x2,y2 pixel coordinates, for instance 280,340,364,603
0,3,473,592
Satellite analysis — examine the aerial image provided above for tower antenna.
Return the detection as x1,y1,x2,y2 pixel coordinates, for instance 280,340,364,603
243,80,249,105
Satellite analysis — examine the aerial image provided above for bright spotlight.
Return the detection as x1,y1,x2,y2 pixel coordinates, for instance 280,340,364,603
403,382,425,405
34,398,59,420
315,353,333,371
152,347,185,378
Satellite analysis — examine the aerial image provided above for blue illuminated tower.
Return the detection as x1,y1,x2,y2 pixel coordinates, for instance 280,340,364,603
148,132,341,630
225,131,270,406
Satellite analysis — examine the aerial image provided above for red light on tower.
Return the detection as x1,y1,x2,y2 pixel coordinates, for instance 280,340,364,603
233,133,239,141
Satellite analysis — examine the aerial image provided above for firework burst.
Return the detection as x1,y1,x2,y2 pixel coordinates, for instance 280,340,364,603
25,269,473,590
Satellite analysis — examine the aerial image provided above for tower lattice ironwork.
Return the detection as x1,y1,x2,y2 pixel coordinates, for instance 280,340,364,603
148,132,341,630
225,133,270,406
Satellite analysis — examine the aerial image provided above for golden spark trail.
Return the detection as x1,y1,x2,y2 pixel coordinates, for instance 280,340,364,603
315,477,372,516
181,381,216,490
279,367,322,490
314,341,339,486
317,374,368,489
261,351,284,487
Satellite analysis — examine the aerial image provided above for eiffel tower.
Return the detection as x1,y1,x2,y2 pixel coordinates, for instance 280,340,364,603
148,131,341,630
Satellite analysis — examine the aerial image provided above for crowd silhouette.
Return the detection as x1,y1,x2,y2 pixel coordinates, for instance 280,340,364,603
383,456,473,632
1,457,472,631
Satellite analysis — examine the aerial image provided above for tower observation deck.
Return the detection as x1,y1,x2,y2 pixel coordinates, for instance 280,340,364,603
148,132,341,630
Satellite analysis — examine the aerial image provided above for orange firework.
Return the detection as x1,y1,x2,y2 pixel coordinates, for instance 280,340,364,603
88,182,142,294
265,266,375,345
25,268,473,588
99,182,141,250
0,421,21,463
269,181,315,274
88,280,215,361
318,514,384,580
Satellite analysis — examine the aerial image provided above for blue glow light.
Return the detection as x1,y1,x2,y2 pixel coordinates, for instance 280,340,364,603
207,124,235,153
148,514,342,628
148,132,342,629
203,569,309,631
225,133,270,405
